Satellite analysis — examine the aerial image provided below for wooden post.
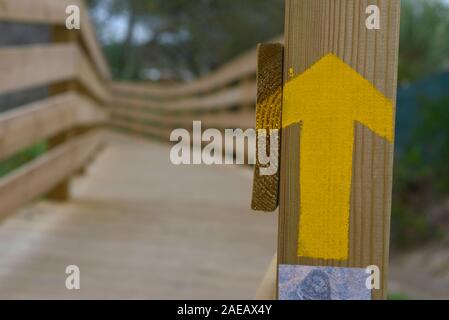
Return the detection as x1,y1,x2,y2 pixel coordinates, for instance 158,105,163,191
251,44,283,212
47,25,81,201
278,0,400,300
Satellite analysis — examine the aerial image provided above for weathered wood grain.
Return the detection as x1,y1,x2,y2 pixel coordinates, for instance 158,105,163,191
251,44,283,212
278,0,400,300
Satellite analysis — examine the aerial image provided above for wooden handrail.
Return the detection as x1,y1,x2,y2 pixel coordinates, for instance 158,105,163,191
110,36,282,99
110,50,256,99
0,43,109,102
110,106,254,131
111,118,173,141
0,0,77,25
0,92,106,161
111,82,256,112
0,44,77,94
0,0,111,80
0,130,103,221
0,0,108,218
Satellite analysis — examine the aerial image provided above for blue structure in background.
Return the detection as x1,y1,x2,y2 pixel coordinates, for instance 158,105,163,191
395,71,449,154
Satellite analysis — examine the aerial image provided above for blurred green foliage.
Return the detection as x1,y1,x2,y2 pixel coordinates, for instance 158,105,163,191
416,97,449,189
388,292,412,300
399,0,449,83
0,143,47,178
88,0,284,80
392,96,449,247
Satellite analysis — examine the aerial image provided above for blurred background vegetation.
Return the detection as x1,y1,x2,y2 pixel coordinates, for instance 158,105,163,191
87,0,284,81
87,0,449,251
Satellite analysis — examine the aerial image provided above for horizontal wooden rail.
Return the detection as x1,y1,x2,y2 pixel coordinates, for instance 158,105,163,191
110,36,282,99
0,43,109,102
0,92,106,161
0,44,76,94
112,82,256,112
0,130,103,221
110,106,254,131
0,0,73,24
110,50,255,99
0,0,110,80
111,118,175,142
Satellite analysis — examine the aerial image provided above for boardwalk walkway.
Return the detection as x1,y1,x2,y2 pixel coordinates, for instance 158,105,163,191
0,133,277,299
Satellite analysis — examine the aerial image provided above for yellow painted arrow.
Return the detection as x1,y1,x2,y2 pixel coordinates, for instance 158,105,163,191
283,54,394,261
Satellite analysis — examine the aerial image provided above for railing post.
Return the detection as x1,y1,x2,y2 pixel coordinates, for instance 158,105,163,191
46,25,80,201
276,0,401,300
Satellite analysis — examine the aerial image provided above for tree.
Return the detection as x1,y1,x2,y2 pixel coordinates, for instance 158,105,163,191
399,0,449,83
88,0,284,81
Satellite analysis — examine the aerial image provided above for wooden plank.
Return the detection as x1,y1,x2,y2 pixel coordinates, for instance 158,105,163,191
111,82,256,113
0,134,277,299
109,106,255,131
278,0,400,300
255,254,277,300
0,130,103,221
111,51,256,99
0,44,77,94
110,36,282,99
251,43,283,212
110,119,174,141
0,0,111,79
0,44,109,102
0,0,76,24
0,92,106,161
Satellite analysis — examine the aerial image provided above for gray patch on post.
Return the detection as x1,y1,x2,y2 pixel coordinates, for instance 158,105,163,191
278,265,371,300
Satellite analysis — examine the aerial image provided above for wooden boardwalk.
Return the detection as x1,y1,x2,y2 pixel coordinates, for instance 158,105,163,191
0,134,277,299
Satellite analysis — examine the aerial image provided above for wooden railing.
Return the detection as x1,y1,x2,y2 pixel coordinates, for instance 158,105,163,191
0,0,110,79
0,0,279,219
110,78,257,142
109,36,282,141
0,0,109,219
